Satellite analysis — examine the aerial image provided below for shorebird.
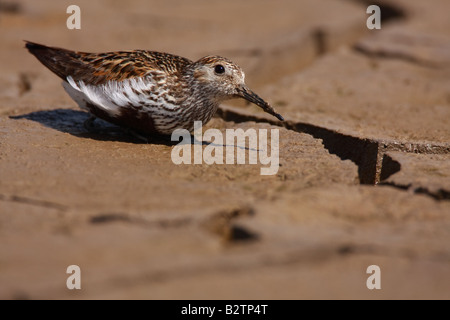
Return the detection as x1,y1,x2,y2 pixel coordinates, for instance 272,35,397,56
25,41,284,136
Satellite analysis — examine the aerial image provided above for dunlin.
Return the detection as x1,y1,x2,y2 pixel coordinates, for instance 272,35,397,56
25,41,284,136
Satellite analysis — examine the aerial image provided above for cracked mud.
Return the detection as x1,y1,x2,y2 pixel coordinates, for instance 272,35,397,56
1,0,449,299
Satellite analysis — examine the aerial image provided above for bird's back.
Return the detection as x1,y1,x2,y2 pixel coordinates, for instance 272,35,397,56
25,41,192,85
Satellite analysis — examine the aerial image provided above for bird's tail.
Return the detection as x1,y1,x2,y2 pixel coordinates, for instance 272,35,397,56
25,41,82,81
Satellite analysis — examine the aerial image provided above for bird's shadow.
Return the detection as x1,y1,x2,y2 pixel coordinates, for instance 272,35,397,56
10,109,177,146
9,109,259,151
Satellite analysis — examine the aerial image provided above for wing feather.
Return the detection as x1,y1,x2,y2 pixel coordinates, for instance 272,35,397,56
25,41,191,85
64,74,167,116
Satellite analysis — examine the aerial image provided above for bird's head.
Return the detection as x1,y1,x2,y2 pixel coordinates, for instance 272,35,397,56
190,56,284,121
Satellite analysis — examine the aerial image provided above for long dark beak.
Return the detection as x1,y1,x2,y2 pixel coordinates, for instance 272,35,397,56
235,86,284,121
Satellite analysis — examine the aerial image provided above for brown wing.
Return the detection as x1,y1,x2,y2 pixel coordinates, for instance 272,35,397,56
25,41,192,86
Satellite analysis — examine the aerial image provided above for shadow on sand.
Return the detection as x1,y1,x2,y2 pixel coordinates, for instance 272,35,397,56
10,108,261,152
9,108,176,145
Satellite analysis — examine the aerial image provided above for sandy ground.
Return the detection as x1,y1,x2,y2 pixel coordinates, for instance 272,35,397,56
0,0,449,299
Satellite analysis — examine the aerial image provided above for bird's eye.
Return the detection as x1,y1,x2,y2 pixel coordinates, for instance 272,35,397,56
214,64,225,74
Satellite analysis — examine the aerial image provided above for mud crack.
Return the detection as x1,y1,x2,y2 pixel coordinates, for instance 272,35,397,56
89,212,192,228
201,206,259,243
217,105,450,200
0,194,68,211
0,1,21,14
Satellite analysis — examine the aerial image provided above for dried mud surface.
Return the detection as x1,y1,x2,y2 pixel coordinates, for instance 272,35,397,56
0,0,449,299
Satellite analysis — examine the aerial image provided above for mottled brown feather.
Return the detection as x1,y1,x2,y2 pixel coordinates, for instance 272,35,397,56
25,41,192,85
